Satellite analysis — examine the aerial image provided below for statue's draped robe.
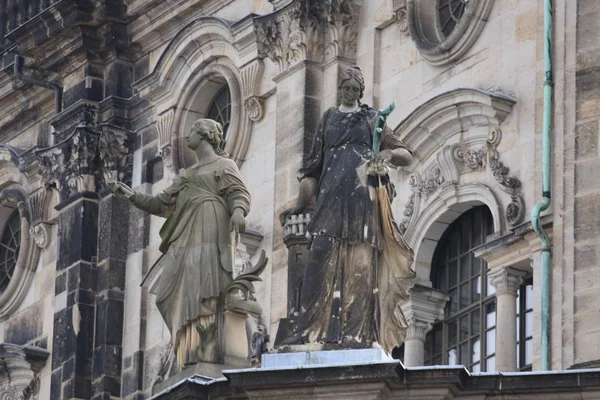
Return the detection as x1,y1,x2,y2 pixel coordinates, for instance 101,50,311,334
290,105,415,352
131,158,250,366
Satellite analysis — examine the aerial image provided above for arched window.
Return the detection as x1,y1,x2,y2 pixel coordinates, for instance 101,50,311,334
207,85,232,145
424,206,496,372
0,210,20,294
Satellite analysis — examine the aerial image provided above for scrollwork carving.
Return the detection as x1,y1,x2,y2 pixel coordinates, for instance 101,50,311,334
244,97,264,122
29,224,50,249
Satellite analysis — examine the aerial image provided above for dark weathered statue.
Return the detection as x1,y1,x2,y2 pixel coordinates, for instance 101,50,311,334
111,119,253,368
280,66,415,352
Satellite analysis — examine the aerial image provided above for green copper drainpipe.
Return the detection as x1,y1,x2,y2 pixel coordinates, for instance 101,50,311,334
531,0,553,371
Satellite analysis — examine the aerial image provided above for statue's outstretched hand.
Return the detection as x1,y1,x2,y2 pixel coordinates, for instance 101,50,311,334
279,205,305,226
230,208,246,233
109,181,135,199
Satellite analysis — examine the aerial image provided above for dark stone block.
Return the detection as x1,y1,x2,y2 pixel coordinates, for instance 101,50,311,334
134,56,150,81
123,354,132,369
142,145,158,164
63,81,86,109
76,303,96,359
142,125,158,146
93,344,122,379
96,259,126,292
88,78,105,102
62,357,75,382
51,368,62,400
52,308,76,369
55,272,67,294
62,377,74,399
98,196,130,262
5,301,44,345
95,299,124,346
57,199,98,270
121,369,138,398
93,376,121,397
92,393,111,400
68,262,96,292
74,377,92,399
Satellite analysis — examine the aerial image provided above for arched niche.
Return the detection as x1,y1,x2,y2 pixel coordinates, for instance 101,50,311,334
134,17,264,169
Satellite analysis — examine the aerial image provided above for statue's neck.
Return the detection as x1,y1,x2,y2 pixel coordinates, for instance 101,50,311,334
339,103,360,113
194,143,219,165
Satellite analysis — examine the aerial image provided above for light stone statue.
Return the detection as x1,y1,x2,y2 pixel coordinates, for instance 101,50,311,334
111,118,263,373
279,66,416,352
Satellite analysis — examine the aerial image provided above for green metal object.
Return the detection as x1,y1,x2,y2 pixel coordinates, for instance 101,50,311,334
372,101,396,154
531,0,553,371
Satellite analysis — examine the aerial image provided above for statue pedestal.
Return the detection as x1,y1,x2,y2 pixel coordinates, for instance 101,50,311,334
261,347,393,369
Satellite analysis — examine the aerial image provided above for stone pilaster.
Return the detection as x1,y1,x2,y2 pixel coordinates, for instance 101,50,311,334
400,285,448,367
488,266,528,372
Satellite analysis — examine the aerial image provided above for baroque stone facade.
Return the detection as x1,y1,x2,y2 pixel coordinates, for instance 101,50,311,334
0,0,598,399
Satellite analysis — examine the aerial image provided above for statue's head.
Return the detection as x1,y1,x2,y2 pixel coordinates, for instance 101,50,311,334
188,118,226,156
339,65,365,104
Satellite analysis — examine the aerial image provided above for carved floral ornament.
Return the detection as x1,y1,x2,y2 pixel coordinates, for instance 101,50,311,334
35,119,134,202
393,0,495,66
399,127,524,234
254,0,362,73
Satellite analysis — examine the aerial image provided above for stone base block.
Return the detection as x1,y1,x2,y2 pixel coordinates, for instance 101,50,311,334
261,348,393,369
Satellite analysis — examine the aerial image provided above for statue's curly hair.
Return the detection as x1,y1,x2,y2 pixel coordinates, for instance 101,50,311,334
191,119,227,157
339,65,365,101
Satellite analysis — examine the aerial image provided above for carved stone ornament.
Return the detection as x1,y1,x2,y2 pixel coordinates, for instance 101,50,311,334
29,223,50,249
393,0,409,35
36,124,134,202
400,128,524,233
156,109,175,168
254,0,362,73
0,344,49,400
244,97,264,122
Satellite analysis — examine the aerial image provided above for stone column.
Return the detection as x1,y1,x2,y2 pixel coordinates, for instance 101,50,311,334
400,285,448,366
488,266,528,372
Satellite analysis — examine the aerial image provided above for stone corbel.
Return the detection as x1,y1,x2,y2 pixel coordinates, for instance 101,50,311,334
392,0,409,35
0,344,49,400
156,109,176,168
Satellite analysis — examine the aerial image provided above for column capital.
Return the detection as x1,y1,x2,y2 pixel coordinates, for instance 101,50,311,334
488,266,528,295
401,285,449,340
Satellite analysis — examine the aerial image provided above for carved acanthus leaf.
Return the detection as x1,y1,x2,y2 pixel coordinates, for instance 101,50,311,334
254,0,361,73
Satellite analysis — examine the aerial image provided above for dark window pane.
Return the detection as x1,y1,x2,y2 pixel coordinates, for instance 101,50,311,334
460,316,469,341
460,283,470,309
448,289,458,315
459,343,469,364
449,259,458,287
0,211,20,294
448,321,457,347
471,310,480,335
471,277,481,303
439,265,448,291
460,255,469,282
486,302,496,329
471,254,481,277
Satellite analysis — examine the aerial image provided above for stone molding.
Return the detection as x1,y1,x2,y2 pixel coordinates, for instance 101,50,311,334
488,266,528,295
254,0,362,75
133,17,264,167
395,89,522,239
0,344,49,400
401,284,449,341
406,0,496,66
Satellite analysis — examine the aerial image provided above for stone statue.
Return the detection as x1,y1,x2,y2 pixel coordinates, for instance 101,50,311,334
280,66,416,352
110,118,255,370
